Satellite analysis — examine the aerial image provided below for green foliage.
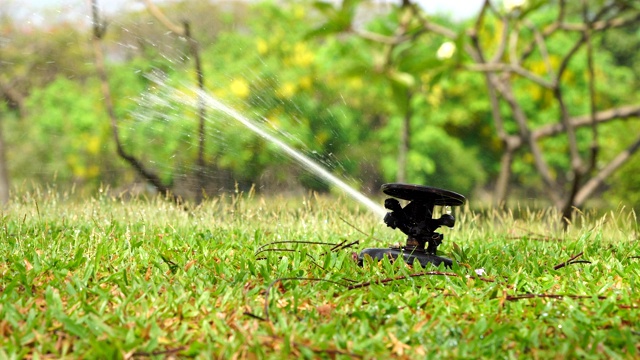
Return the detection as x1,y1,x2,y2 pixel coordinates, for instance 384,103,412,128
14,77,109,186
193,2,382,191
3,0,640,208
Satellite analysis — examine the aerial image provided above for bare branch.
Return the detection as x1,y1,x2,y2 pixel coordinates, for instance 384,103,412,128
416,16,457,39
494,141,519,206
552,28,588,181
561,12,640,32
553,251,584,270
143,0,209,202
499,84,562,205
583,0,599,175
533,105,640,139
524,19,555,79
466,63,554,88
141,0,185,36
575,134,640,207
519,0,564,62
90,0,177,201
466,5,561,204
489,17,509,64
353,29,405,44
508,24,519,66
467,0,491,44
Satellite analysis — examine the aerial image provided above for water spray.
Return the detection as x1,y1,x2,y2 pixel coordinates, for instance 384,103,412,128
147,78,466,267
197,91,387,218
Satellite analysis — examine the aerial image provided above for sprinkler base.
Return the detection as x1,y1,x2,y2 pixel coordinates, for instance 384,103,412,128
358,247,453,268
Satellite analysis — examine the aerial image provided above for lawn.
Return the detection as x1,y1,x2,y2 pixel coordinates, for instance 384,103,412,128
0,188,638,358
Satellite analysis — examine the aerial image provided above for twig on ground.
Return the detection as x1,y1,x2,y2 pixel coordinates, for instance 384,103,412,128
553,251,589,270
262,335,363,359
347,270,495,290
133,345,187,357
243,312,267,321
332,240,359,252
256,240,339,253
329,239,347,251
506,293,605,301
505,293,637,309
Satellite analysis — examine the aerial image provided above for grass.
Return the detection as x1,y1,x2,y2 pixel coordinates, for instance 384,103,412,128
0,188,639,359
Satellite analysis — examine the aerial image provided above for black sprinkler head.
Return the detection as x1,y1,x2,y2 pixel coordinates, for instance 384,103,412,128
358,183,466,268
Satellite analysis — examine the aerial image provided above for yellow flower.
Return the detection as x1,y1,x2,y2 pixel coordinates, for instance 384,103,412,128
279,82,296,98
86,135,101,155
347,77,363,90
299,76,312,89
292,42,314,67
230,78,250,99
73,165,87,178
293,5,305,19
427,85,443,107
257,39,268,55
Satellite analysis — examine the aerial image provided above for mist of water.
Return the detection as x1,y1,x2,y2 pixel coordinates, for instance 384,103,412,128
141,76,386,217
195,89,387,218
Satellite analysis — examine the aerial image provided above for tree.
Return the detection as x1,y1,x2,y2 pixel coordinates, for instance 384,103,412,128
89,0,178,201
313,0,640,218
309,1,490,195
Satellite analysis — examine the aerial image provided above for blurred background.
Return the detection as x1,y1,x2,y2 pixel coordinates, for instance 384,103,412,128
1,0,639,215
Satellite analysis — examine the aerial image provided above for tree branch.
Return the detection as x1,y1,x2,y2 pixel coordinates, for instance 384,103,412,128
524,19,555,79
143,0,209,202
90,0,177,201
533,105,640,139
519,0,564,62
574,134,640,207
561,12,640,32
468,1,525,205
583,0,599,175
466,63,554,88
141,0,185,36
489,16,509,64
353,29,406,44
467,34,560,204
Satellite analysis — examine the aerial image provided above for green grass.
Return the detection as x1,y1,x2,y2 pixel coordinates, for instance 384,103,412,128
1,188,639,359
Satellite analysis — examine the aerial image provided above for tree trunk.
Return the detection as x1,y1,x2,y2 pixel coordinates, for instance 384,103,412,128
184,21,208,204
494,148,513,207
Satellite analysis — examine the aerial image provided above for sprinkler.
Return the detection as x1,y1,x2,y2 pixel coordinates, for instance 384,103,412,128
358,183,466,268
